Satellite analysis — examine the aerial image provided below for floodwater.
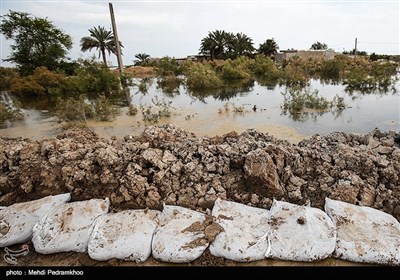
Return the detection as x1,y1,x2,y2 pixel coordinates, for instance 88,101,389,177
1,79,399,143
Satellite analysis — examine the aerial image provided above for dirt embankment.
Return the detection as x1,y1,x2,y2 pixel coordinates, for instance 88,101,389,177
1,124,399,222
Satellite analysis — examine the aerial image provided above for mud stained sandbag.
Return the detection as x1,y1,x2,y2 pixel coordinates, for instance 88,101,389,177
88,210,160,262
325,198,400,265
209,198,269,262
0,193,71,247
151,205,210,263
266,200,336,262
32,198,109,254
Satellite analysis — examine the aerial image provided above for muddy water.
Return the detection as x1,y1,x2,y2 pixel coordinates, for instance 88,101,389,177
0,79,399,143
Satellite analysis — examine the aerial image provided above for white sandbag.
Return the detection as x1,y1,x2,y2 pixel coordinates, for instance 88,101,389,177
266,200,336,262
0,193,71,247
88,209,160,262
32,198,109,254
209,198,269,262
152,205,210,263
325,198,400,265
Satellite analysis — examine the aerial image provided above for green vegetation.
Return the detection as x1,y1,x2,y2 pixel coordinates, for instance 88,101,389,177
282,87,329,113
54,96,94,123
153,57,182,77
54,94,118,124
0,67,19,91
0,93,24,122
220,58,251,81
258,38,279,58
310,42,328,50
157,75,183,94
140,96,173,122
185,62,223,91
281,87,348,121
199,30,255,60
70,59,125,98
134,53,151,66
93,95,119,121
10,66,66,98
0,10,72,75
80,26,122,66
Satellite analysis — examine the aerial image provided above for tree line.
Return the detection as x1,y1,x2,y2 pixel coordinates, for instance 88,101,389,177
1,10,385,76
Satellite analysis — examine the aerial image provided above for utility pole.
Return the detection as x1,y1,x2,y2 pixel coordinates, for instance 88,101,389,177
109,2,131,105
109,2,124,74
354,37,358,59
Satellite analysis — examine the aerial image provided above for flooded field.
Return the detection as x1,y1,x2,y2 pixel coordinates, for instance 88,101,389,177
0,78,399,143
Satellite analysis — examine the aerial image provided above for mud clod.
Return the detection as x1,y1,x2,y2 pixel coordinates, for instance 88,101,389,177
1,125,399,223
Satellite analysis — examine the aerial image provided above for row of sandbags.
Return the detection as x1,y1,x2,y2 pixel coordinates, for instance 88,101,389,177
0,194,399,265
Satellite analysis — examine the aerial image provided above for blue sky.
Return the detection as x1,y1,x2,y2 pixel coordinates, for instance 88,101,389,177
1,0,399,67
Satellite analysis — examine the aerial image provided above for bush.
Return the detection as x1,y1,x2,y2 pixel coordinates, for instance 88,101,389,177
10,66,66,97
281,87,329,113
320,60,341,80
140,96,173,122
71,59,124,98
0,102,24,122
54,96,94,122
280,65,310,87
249,55,280,79
0,67,19,91
154,57,182,77
93,95,119,121
220,60,251,81
157,75,183,94
185,62,223,91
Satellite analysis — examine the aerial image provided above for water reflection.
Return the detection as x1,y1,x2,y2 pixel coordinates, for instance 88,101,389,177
187,79,255,103
1,77,399,139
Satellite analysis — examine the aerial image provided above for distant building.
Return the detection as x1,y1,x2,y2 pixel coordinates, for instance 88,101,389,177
275,49,336,63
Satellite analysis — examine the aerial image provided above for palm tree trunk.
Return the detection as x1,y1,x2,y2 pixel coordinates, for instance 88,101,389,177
101,48,107,66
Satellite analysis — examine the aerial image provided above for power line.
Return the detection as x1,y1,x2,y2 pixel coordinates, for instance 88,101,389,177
358,41,400,45
329,40,354,47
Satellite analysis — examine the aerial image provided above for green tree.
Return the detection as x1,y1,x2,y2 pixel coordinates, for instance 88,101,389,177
310,41,328,50
80,26,123,66
134,53,151,66
0,10,72,75
258,38,279,58
199,30,230,60
230,33,255,58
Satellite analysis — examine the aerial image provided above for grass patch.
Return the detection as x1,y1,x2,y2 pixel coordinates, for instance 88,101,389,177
281,87,329,113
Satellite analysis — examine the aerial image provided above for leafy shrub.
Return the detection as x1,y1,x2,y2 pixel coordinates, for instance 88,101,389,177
220,60,251,81
153,57,182,77
249,55,280,79
282,87,329,113
140,96,173,122
0,67,19,91
185,62,223,91
157,75,182,94
54,96,94,122
320,60,341,80
280,65,310,87
93,95,119,121
71,59,123,98
10,66,66,97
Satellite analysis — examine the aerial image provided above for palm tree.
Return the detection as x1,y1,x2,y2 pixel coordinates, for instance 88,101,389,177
199,30,230,60
258,38,279,58
134,53,150,66
231,33,255,58
80,25,123,66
